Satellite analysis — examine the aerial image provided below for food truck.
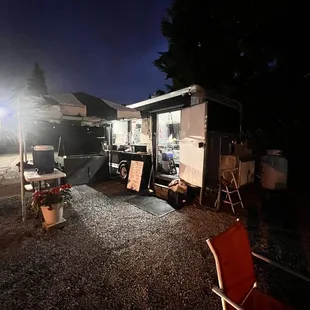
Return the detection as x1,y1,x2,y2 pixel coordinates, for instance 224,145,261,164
53,96,152,185
127,85,255,198
103,118,152,181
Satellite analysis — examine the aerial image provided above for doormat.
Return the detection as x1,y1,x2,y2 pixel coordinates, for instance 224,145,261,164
125,195,175,217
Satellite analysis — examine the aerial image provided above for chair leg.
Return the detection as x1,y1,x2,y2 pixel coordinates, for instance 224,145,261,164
212,287,244,310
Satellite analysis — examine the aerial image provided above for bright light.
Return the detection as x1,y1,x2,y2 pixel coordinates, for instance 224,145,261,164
0,107,7,118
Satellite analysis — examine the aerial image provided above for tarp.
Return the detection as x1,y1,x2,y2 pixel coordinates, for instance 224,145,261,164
22,93,140,123
103,98,141,119
73,92,140,120
48,93,87,117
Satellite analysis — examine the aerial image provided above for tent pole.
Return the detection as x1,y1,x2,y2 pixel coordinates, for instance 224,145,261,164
18,97,26,222
23,122,27,162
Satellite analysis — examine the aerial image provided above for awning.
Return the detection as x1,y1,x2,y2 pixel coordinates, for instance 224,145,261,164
48,93,87,117
102,98,141,119
23,93,141,122
73,92,141,120
126,85,242,112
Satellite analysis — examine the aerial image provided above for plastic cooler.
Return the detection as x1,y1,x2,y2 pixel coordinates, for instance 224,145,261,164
33,145,55,174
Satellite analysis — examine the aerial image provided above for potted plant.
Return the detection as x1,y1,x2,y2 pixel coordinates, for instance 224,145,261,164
31,184,72,225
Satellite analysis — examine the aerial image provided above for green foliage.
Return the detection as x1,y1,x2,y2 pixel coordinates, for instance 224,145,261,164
27,62,48,97
154,0,291,132
31,184,72,215
148,89,166,99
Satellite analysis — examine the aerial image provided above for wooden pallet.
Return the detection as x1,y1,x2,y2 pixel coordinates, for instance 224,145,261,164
42,218,67,232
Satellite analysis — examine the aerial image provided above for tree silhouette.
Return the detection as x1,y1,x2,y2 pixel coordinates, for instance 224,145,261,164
27,62,48,97
148,89,166,99
154,0,289,133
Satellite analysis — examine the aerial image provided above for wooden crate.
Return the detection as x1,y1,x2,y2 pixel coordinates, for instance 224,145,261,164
154,183,169,200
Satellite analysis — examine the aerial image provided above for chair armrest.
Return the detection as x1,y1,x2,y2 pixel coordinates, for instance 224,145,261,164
252,251,310,283
212,287,244,310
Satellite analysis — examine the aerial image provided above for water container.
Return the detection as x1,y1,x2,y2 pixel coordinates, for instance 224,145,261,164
261,150,288,190
33,145,55,174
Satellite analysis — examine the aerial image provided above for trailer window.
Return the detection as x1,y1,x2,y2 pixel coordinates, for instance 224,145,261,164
157,110,181,172
112,121,129,145
130,119,142,144
207,102,240,133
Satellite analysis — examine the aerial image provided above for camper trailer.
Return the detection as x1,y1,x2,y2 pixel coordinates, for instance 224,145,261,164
127,85,254,194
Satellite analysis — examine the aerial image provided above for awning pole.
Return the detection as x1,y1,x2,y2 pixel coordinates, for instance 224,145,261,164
23,122,27,162
18,97,26,221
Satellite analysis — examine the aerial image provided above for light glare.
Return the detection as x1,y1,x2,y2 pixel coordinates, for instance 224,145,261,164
0,107,7,118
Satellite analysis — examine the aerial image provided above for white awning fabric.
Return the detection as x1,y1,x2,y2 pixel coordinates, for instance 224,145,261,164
102,99,141,119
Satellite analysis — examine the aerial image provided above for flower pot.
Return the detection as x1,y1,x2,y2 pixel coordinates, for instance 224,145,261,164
41,204,63,225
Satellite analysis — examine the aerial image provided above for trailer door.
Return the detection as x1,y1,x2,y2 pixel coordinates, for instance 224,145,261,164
179,103,205,187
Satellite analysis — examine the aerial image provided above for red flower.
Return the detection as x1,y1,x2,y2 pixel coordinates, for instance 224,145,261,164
33,191,43,199
51,187,60,194
59,184,71,190
31,183,72,211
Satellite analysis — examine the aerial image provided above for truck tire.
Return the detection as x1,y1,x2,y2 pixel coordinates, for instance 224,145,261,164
119,162,129,180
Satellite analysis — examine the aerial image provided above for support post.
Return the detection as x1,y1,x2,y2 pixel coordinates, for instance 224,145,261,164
199,101,208,206
23,122,27,162
18,97,26,221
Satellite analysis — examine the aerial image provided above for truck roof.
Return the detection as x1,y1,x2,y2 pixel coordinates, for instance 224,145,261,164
126,85,242,112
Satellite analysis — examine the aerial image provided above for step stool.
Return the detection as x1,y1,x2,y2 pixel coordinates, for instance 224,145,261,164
217,169,244,214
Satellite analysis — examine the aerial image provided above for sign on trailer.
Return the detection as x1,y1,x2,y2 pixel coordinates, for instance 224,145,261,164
127,160,144,192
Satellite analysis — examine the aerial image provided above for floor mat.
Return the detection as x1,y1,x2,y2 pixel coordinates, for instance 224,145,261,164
125,195,175,217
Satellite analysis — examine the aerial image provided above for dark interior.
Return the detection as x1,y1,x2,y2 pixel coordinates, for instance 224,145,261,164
58,136,105,156
207,101,241,134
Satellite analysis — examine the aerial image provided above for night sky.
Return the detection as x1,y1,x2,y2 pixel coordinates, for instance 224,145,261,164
0,0,171,104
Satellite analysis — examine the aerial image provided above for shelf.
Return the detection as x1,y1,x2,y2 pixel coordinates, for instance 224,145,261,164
24,184,33,191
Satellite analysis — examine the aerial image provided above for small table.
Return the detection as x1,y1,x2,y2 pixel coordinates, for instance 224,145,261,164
24,169,66,191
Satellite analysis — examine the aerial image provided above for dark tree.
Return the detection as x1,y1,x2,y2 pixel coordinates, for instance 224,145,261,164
148,89,166,99
154,0,245,93
27,62,48,97
154,0,290,132
153,89,166,96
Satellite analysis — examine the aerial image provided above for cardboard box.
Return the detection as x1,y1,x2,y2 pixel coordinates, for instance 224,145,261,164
220,155,255,188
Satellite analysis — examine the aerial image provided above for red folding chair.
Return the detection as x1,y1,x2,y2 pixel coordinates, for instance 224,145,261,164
207,220,310,310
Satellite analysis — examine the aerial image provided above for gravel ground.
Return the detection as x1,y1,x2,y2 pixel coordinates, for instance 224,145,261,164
0,185,309,310
0,153,24,183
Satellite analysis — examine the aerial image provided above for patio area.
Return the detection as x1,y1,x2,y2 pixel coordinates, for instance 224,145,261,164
0,153,21,182
1,185,310,309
